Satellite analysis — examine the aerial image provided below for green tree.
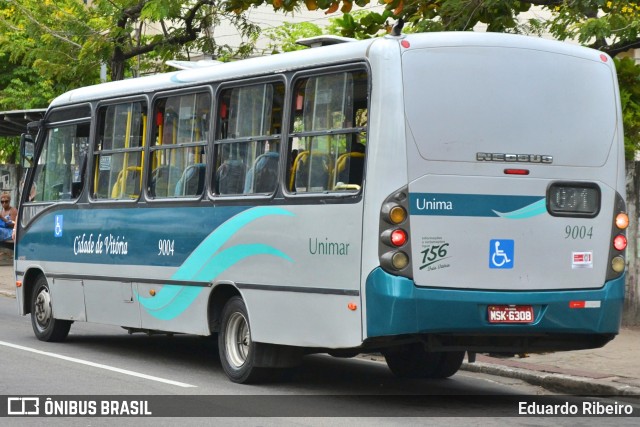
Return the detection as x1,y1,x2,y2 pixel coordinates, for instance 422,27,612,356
0,0,100,93
263,21,323,53
616,57,640,160
0,0,262,86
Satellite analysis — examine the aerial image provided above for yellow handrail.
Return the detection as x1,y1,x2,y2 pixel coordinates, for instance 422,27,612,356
140,113,146,192
120,107,133,198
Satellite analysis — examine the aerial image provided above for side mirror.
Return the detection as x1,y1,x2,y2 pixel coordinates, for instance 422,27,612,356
20,133,34,168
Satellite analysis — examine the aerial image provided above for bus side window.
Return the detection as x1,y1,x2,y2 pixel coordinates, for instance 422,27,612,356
213,82,284,196
287,70,368,193
148,92,210,199
92,101,147,200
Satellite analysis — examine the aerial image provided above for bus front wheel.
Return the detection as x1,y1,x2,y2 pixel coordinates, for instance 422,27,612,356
218,296,270,383
383,344,464,379
30,276,72,342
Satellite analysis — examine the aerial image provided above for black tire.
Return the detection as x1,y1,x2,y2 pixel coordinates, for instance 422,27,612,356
383,343,464,379
218,296,270,383
30,276,72,342
432,351,465,379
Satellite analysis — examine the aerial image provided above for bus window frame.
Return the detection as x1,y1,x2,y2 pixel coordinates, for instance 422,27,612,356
209,75,287,201
283,63,370,202
89,96,150,204
145,86,213,202
19,105,93,227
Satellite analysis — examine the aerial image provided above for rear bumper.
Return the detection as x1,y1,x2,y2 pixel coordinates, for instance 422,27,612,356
365,268,624,350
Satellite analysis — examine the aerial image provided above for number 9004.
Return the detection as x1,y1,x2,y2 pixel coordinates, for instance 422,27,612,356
158,239,175,256
564,225,593,240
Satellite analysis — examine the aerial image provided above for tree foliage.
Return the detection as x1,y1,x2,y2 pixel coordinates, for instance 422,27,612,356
616,57,640,159
263,21,323,53
0,0,99,102
256,0,640,158
0,0,261,89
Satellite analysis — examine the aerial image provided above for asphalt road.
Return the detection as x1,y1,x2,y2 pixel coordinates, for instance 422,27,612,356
0,296,637,425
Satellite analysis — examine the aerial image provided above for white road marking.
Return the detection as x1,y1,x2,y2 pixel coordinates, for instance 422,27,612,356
0,340,196,388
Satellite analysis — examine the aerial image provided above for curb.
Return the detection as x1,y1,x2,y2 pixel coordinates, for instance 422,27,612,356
461,362,640,397
362,354,640,397
0,290,14,298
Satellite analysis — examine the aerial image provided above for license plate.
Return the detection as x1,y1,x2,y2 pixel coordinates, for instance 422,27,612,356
487,305,534,324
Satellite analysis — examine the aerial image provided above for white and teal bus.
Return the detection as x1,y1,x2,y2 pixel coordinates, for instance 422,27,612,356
15,32,628,383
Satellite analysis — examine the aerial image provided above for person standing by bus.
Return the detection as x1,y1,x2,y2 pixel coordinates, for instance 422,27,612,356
0,192,17,241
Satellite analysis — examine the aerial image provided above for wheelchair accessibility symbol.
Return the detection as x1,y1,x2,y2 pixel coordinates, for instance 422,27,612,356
54,215,63,237
489,239,514,269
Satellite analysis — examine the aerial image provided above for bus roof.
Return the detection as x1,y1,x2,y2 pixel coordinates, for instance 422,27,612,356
49,37,376,108
49,32,608,109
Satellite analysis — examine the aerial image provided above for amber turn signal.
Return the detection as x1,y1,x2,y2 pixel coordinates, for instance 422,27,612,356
615,213,629,230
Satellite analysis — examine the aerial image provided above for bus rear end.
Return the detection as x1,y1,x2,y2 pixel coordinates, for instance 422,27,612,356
366,33,626,365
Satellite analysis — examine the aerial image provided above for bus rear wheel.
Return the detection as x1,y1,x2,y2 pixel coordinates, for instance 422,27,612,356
218,296,270,383
30,276,72,342
383,343,464,379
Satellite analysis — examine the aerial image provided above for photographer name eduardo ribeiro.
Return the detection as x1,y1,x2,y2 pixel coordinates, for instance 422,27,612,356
519,400,635,416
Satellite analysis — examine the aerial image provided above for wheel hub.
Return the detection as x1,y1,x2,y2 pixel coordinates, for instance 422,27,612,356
34,289,52,330
225,312,250,368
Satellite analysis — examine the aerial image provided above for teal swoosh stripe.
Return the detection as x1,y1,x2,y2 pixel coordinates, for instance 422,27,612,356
492,198,547,219
174,206,294,280
191,244,292,282
143,245,293,320
409,193,545,218
137,207,294,320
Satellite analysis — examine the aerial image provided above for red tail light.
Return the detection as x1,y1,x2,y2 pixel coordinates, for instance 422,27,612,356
613,234,627,251
390,229,407,247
